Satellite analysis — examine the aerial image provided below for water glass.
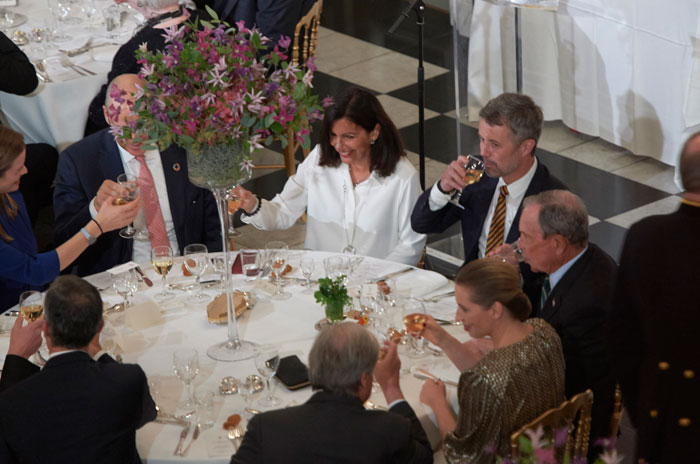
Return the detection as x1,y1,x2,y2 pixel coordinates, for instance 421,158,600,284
111,269,138,308
173,347,199,414
184,243,210,304
299,256,315,294
254,346,281,407
241,250,260,281
195,390,216,429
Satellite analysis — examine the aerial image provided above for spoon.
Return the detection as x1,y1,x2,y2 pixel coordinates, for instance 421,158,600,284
103,302,125,315
227,425,245,451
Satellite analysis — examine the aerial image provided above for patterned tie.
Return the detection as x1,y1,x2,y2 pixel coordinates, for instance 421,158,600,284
485,185,509,255
134,155,169,249
540,276,551,310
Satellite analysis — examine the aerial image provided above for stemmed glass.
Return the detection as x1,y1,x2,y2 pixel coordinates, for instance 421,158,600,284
173,347,199,414
116,173,139,239
402,299,428,358
19,291,44,322
183,243,210,304
151,245,175,301
265,241,291,300
449,155,485,207
254,346,281,407
227,190,242,237
239,375,261,418
491,242,524,264
47,0,72,42
300,256,315,294
111,269,138,308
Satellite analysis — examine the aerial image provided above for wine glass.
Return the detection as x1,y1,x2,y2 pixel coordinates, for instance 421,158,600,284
184,243,210,304
449,155,485,207
265,241,291,300
111,269,138,308
227,190,242,237
172,347,199,414
401,299,427,358
47,0,72,42
19,291,44,322
210,256,225,291
116,173,139,239
151,245,175,301
299,256,315,294
491,242,524,264
254,347,281,407
239,374,261,418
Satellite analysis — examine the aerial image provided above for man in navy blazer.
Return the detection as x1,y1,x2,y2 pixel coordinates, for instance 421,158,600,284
0,276,156,463
54,74,221,276
411,93,566,307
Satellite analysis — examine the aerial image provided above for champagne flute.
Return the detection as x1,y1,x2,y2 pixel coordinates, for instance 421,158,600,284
300,256,315,294
173,347,199,413
184,243,210,304
402,299,427,358
449,155,485,207
227,190,242,237
19,291,44,322
254,346,281,407
111,269,138,308
116,173,139,239
265,241,291,300
151,245,175,301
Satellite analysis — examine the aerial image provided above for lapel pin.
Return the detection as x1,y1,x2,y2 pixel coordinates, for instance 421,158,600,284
173,163,181,172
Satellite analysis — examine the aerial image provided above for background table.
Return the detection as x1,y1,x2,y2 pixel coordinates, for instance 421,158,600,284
466,0,700,167
1,251,465,463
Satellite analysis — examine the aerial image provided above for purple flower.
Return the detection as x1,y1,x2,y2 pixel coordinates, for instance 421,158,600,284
263,82,280,98
240,159,254,172
553,426,568,447
201,92,216,106
321,96,335,108
139,63,155,77
161,24,184,43
277,35,291,49
302,69,313,88
306,56,317,72
108,125,123,138
524,425,546,449
207,68,229,88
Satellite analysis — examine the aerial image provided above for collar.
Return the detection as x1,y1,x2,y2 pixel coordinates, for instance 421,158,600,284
116,142,158,166
307,390,365,408
497,157,538,198
549,245,587,290
47,349,82,360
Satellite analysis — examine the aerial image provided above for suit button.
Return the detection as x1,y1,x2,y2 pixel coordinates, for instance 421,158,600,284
679,418,691,427
649,410,658,418
683,369,695,379
658,361,670,371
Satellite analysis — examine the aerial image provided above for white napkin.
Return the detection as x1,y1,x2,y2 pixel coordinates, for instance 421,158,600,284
92,44,120,62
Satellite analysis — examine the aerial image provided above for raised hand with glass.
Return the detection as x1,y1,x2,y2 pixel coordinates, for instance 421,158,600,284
402,299,428,358
448,155,485,208
116,173,140,239
19,291,43,322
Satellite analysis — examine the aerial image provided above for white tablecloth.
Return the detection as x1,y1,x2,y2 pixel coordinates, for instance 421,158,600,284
0,0,140,150
467,0,700,168
1,251,465,463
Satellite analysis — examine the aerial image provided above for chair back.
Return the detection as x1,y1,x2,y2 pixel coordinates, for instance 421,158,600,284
510,389,593,460
609,383,624,438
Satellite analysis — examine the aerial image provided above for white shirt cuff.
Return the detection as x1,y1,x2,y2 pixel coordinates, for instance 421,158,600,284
89,198,98,219
428,182,451,211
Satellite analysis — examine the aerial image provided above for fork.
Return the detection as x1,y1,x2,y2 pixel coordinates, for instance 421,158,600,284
227,425,245,452
59,54,96,76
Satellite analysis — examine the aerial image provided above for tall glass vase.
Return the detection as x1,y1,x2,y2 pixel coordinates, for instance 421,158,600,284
186,143,255,362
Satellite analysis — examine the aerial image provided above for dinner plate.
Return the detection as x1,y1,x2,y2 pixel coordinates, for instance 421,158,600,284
393,269,448,298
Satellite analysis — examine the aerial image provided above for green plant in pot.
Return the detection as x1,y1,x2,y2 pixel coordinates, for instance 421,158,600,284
314,276,352,323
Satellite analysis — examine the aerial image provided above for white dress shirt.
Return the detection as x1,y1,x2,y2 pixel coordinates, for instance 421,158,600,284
90,143,179,263
241,145,426,265
428,157,539,258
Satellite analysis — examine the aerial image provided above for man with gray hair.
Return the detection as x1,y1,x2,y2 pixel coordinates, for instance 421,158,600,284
0,275,156,463
231,322,432,463
611,132,700,462
516,189,616,452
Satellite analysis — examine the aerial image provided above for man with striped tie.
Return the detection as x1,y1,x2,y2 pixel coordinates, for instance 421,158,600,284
411,92,566,308
517,189,616,457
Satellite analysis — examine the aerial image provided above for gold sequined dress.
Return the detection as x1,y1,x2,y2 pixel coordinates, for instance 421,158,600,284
443,318,565,463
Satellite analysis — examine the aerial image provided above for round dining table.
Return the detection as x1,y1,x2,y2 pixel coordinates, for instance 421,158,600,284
0,250,470,463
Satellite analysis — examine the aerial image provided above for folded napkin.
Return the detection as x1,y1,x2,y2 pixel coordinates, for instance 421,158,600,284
92,44,120,62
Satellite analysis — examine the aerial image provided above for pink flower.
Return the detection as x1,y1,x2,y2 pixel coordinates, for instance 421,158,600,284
524,426,546,450
321,96,335,108
277,35,291,49
302,69,314,88
139,63,155,77
306,56,317,71
599,449,624,464
533,448,557,464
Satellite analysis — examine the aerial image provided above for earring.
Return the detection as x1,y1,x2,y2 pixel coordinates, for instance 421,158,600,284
370,139,375,145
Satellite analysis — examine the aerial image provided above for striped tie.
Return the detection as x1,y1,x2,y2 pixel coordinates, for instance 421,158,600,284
485,185,509,255
540,276,551,310
135,155,170,249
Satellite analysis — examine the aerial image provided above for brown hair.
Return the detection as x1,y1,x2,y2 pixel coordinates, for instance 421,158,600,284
0,126,25,242
478,92,543,155
455,258,531,321
318,87,405,177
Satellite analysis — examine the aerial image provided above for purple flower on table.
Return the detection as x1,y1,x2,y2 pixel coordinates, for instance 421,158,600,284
162,24,185,44
162,53,179,68
302,69,314,88
283,64,299,84
321,96,335,108
306,56,317,72
533,448,556,464
572,457,588,464
207,68,229,88
108,125,123,138
277,35,291,49
201,91,216,106
139,63,155,78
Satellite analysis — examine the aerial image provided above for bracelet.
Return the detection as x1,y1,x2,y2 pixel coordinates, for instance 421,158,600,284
81,227,96,245
436,180,452,195
242,194,262,217
91,218,104,234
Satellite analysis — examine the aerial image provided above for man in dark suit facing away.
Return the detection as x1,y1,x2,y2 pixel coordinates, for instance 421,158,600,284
231,322,433,464
0,275,156,463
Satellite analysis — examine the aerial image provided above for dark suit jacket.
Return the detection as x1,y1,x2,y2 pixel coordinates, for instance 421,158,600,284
0,31,38,95
538,244,616,449
0,354,39,393
611,202,700,463
411,159,567,305
0,351,156,464
231,390,433,463
53,129,221,276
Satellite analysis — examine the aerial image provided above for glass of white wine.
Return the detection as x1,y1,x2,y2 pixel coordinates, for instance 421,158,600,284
265,241,291,300
151,245,175,301
172,347,199,414
402,299,428,358
116,173,139,239
19,290,43,322
449,155,485,207
227,190,242,237
254,346,281,407
183,243,210,304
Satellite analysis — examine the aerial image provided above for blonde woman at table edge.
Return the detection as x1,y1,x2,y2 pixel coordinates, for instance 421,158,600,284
233,87,426,265
418,258,565,463
0,127,140,311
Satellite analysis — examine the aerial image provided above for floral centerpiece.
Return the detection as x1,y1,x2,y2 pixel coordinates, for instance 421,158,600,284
314,276,352,323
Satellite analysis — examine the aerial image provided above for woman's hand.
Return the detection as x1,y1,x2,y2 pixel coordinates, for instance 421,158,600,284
95,195,141,233
420,314,449,347
420,377,447,409
94,180,126,211
232,186,258,214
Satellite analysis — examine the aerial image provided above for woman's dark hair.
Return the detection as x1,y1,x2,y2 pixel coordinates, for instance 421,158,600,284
455,258,531,321
0,126,24,242
318,87,405,177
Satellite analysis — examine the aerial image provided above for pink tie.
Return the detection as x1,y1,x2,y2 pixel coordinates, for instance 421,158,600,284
134,155,169,249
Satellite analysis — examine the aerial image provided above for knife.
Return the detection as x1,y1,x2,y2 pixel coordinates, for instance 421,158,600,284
134,266,154,287
369,266,413,283
180,423,200,457
413,369,458,387
173,422,191,456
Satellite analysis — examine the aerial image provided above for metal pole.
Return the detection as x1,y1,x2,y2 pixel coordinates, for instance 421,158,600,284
515,7,523,93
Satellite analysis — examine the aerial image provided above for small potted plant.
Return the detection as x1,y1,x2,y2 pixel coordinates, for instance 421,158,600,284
314,276,352,323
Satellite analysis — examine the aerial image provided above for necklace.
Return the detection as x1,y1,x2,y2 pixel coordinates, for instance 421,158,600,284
348,164,370,188
342,177,372,254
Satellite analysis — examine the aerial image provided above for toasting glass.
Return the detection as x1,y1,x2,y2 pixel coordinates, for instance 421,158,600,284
449,155,485,207
254,346,281,407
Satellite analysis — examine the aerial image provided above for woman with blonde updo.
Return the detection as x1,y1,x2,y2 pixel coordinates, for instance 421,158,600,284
419,258,565,463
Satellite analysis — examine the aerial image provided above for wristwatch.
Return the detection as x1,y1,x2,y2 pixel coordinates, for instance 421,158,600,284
81,227,96,245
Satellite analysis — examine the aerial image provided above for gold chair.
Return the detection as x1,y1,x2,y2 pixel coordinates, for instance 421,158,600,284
510,389,594,460
609,383,624,438
253,0,323,177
